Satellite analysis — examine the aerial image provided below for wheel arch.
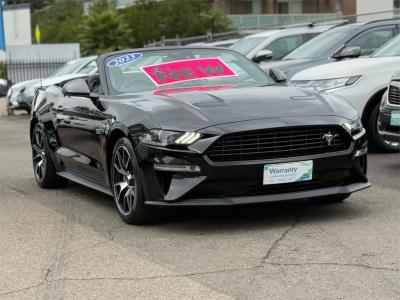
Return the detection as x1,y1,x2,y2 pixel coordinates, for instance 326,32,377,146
361,87,387,126
30,118,39,142
106,127,128,182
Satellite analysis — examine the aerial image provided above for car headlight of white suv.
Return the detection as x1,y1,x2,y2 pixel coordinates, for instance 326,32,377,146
290,75,362,92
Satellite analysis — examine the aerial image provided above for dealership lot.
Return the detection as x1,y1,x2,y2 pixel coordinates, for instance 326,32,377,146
0,115,399,299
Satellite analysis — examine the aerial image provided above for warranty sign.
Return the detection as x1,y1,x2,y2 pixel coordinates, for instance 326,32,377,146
141,58,237,86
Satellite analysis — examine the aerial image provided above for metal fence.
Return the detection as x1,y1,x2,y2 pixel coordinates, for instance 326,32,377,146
144,31,245,48
5,58,72,84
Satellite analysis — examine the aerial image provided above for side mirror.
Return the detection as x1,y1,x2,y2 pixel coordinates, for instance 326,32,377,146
62,78,90,97
269,68,287,83
335,46,361,59
253,50,273,63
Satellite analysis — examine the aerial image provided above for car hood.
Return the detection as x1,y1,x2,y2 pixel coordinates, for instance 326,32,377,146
10,74,87,94
126,85,357,131
292,57,400,80
10,79,41,91
260,58,327,79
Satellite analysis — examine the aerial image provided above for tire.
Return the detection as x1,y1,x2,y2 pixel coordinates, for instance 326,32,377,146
309,193,350,204
111,137,156,225
367,102,398,152
31,123,68,188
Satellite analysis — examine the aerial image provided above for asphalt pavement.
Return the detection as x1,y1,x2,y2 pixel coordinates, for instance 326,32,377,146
0,115,399,299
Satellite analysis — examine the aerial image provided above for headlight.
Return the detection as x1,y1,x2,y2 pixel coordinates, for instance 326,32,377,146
290,76,361,92
6,88,12,98
343,116,365,139
139,129,202,147
380,91,388,110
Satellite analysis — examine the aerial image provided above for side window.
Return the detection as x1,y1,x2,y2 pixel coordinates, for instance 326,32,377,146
347,26,395,56
304,32,320,42
78,61,98,75
263,35,304,60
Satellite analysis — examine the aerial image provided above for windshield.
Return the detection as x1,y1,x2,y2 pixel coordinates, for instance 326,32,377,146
47,57,96,77
372,35,400,57
105,49,274,95
284,26,356,60
229,37,269,55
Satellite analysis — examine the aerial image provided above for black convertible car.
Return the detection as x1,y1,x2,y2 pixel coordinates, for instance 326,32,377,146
30,47,370,224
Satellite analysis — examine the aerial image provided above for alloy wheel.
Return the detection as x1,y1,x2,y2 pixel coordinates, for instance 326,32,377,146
112,145,136,216
32,127,47,182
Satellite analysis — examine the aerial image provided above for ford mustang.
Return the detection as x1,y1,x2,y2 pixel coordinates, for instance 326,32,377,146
30,47,370,224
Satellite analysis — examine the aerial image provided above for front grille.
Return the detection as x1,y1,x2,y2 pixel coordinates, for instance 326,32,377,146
206,126,351,162
389,84,400,105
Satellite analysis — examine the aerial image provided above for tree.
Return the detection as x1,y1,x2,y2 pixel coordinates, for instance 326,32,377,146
123,0,232,47
80,9,132,55
31,0,84,43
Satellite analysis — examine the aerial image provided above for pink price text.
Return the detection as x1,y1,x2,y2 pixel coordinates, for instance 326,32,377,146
141,58,237,86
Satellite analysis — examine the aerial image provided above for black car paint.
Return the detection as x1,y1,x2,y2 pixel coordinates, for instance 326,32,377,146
31,47,370,206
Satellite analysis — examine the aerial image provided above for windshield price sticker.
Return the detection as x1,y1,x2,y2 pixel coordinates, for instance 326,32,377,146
141,58,237,86
263,160,313,185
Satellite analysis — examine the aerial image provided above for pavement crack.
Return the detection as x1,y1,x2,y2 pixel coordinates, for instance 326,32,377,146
0,282,46,297
263,262,400,272
260,212,302,264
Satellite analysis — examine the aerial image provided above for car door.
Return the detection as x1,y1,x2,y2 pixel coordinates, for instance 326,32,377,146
345,25,397,56
55,82,111,185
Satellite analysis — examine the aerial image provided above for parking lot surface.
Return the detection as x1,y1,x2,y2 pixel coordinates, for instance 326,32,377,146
0,115,399,299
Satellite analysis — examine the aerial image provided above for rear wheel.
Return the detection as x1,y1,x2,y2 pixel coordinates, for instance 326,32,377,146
309,193,350,204
31,123,68,188
111,137,155,224
367,102,398,152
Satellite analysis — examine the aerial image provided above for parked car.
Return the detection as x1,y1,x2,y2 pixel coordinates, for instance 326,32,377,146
30,47,370,224
0,78,9,96
6,56,98,114
378,74,400,150
289,34,400,151
262,19,400,79
187,38,240,48
229,24,333,63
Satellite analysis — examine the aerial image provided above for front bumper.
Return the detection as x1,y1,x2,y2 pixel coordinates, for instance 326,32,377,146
135,117,370,207
379,106,400,149
7,91,34,110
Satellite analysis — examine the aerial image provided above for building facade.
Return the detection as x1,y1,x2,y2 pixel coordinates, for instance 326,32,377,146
212,0,356,16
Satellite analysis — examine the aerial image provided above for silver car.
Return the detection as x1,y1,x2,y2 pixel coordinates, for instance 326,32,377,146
6,56,98,114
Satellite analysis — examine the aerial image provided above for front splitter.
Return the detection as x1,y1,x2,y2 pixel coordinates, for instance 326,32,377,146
145,182,371,206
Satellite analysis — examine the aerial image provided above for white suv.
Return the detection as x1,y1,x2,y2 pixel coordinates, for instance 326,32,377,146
289,35,400,151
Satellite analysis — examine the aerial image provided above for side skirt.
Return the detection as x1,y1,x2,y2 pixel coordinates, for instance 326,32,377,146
57,170,113,196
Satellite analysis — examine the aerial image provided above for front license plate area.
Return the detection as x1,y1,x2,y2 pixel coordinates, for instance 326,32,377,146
390,111,400,126
263,160,313,185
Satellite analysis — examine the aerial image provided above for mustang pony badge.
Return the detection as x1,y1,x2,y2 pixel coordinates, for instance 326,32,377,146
322,132,339,146
141,58,237,86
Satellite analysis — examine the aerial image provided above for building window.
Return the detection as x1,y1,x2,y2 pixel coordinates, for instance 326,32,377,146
278,2,289,13
395,0,400,9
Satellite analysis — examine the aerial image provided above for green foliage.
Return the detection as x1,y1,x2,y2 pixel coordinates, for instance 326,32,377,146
80,9,132,55
31,0,232,54
123,0,232,47
31,0,83,43
0,62,6,79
